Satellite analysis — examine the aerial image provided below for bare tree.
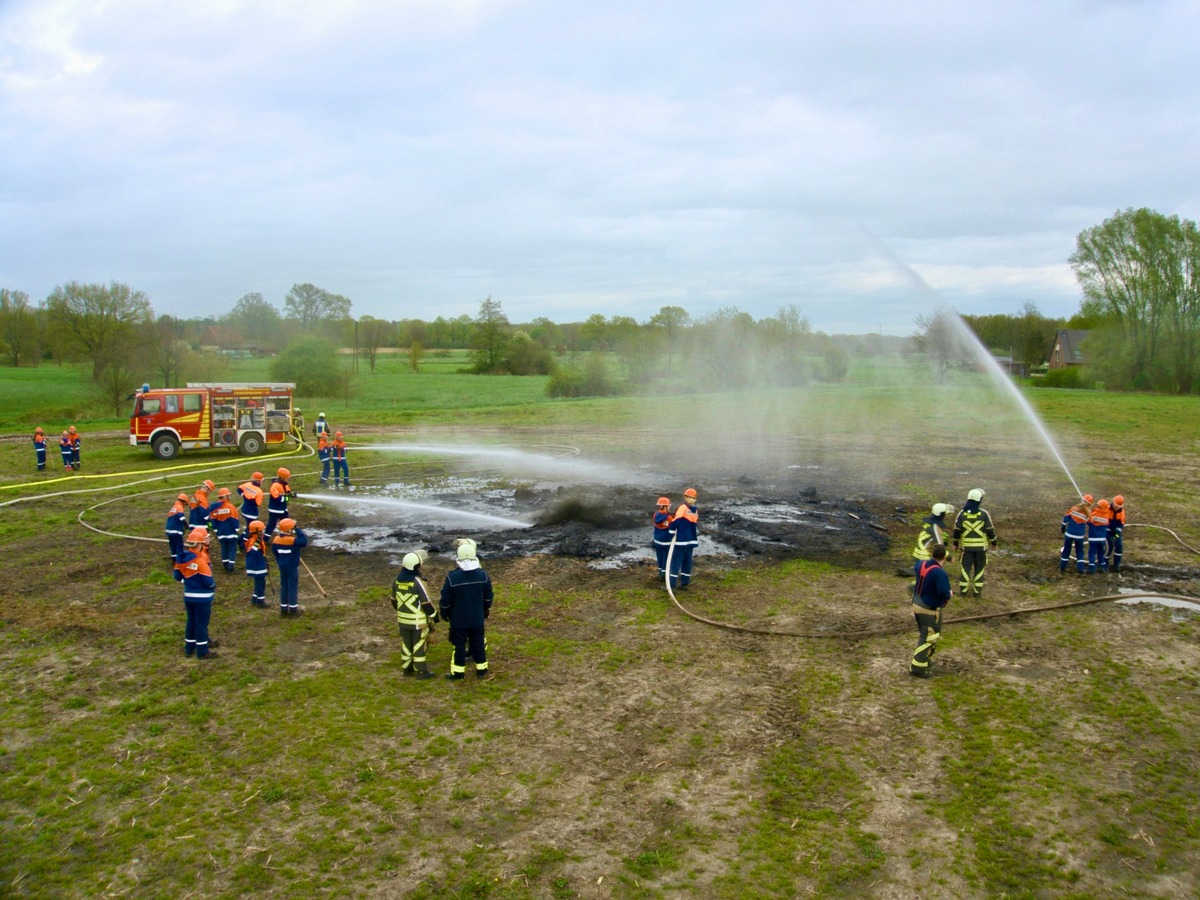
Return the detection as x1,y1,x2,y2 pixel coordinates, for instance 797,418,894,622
0,289,41,367
44,281,153,378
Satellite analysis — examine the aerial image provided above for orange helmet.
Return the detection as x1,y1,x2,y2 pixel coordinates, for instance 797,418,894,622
1082,494,1094,504
1113,495,1124,507
248,520,266,533
683,488,697,499
278,518,296,533
217,487,231,498
35,427,44,434
657,497,670,507
335,431,343,439
176,492,190,503
186,526,210,545
277,468,290,480
201,479,215,491
68,426,77,434
1096,498,1110,510
252,471,263,481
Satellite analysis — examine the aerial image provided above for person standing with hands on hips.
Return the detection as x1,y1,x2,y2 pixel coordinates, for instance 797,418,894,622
440,539,493,680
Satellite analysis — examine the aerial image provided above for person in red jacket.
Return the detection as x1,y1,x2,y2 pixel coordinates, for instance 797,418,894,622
667,488,699,589
67,425,81,470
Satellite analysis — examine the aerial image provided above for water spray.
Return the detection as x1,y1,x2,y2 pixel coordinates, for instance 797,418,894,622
867,233,1085,500
308,491,533,530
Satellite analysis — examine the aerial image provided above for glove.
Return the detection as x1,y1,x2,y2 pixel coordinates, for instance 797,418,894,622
990,541,998,549
952,542,960,551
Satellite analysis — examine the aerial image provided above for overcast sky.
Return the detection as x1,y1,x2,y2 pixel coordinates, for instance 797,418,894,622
2,1,1197,334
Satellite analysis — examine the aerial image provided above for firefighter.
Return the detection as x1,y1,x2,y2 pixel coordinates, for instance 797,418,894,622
668,488,699,589
265,468,292,535
317,430,331,485
243,520,269,607
1108,494,1127,572
209,487,241,572
33,427,47,472
331,432,351,488
68,425,81,470
952,488,997,598
1060,497,1091,573
270,517,307,616
58,430,74,473
165,492,190,563
910,544,952,678
1087,499,1111,574
393,550,438,679
189,479,216,527
440,539,494,679
912,502,954,576
238,471,265,532
652,496,674,580
313,412,329,437
174,526,218,659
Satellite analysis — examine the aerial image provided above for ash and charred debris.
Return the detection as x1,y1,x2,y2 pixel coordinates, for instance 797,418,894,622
381,484,894,567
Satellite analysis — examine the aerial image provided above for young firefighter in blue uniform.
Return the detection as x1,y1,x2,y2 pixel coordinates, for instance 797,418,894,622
317,431,331,486
174,526,217,659
58,430,74,473
33,427,47,472
1087,498,1111,574
68,425,81,470
243,520,270,607
440,540,494,679
652,496,674,580
1108,494,1127,572
668,488,699,589
209,487,241,572
266,468,292,535
238,471,265,533
910,543,952,678
331,432,351,489
270,517,308,616
393,550,438,679
1060,496,1091,573
189,479,216,528
165,492,190,563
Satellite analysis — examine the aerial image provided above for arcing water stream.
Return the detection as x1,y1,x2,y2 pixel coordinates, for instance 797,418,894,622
310,491,533,529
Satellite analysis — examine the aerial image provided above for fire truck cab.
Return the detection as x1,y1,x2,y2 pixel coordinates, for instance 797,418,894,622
129,382,298,460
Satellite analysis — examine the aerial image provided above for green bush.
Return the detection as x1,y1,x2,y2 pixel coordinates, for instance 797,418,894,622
269,336,340,395
1040,366,1085,389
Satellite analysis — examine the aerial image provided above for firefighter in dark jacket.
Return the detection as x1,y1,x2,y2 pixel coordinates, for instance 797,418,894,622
266,468,292,535
58,430,74,473
393,551,438,679
271,517,307,616
440,539,493,679
912,502,953,576
68,425,81,470
952,488,997,598
243,520,269,607
1060,496,1091,573
209,487,241,572
651,496,674,580
910,543,952,678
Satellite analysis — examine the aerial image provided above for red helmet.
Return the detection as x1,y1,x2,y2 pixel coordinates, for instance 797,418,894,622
277,468,290,480
68,426,77,434
657,496,670,507
35,427,44,434
1082,494,1094,504
176,492,190,503
1096,498,1110,510
201,479,215,491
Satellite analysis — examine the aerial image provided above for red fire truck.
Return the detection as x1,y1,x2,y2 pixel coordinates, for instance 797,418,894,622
129,382,299,460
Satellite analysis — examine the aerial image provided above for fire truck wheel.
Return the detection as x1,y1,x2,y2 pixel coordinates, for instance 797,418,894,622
239,433,265,456
152,434,181,460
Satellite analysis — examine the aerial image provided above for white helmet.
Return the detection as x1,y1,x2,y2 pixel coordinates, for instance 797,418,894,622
967,488,985,502
456,539,478,561
402,550,428,570
931,503,951,517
